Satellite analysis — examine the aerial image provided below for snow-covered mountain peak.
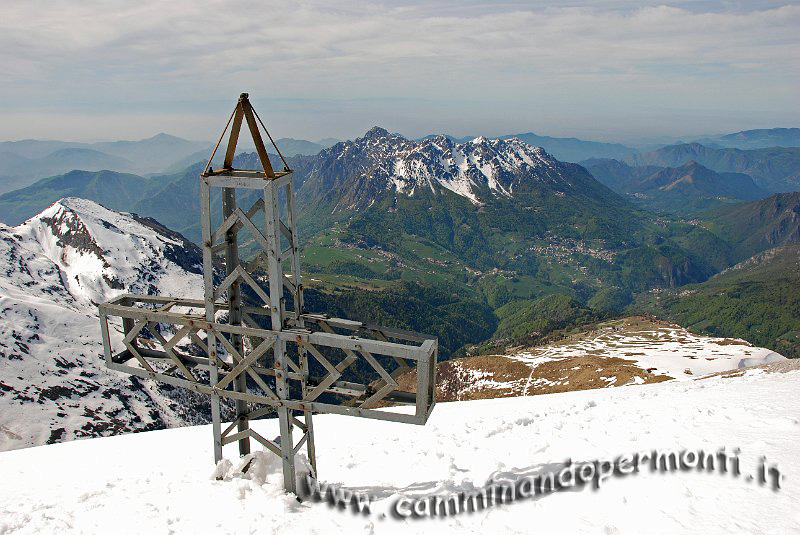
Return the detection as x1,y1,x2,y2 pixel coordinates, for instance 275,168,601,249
11,197,202,307
312,128,573,212
0,199,210,450
25,198,110,268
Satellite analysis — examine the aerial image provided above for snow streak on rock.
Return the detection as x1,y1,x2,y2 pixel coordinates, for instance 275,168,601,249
317,127,569,212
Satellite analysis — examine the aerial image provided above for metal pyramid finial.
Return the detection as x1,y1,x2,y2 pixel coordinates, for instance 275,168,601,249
203,93,290,179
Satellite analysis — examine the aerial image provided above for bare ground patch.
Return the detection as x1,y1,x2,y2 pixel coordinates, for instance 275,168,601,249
396,354,672,403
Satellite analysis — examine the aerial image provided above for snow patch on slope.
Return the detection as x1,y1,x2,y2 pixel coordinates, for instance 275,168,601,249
510,318,781,379
0,198,209,451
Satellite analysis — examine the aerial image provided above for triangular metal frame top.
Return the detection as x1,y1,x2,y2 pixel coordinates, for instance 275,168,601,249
203,92,290,179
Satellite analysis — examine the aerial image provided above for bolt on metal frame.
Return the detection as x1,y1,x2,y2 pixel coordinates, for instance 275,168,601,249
98,93,437,493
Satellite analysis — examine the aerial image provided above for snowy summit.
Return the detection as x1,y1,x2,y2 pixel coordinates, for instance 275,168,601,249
0,198,209,450
305,128,571,212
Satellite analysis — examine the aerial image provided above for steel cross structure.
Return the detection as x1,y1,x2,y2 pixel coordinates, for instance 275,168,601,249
98,94,437,493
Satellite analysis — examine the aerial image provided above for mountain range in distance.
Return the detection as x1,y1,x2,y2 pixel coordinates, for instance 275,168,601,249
261,127,739,304
0,134,208,196
619,142,800,192
4,123,799,225
0,127,732,298
579,138,800,216
692,127,800,150
418,127,800,163
3,126,796,198
418,132,637,163
0,149,137,196
0,134,340,196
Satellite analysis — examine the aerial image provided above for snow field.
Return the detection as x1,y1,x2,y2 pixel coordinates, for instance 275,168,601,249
1,366,798,534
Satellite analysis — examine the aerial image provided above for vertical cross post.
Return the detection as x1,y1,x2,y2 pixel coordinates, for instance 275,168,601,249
263,179,296,492
222,187,251,456
200,177,223,462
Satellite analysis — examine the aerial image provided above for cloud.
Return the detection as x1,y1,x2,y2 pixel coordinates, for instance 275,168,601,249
0,1,797,140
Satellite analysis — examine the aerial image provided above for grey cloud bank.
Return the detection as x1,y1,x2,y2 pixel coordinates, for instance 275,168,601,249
0,1,797,142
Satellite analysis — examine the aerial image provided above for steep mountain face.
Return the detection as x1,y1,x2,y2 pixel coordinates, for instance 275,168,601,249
623,143,800,193
584,159,768,216
713,244,800,283
300,127,622,213
0,170,153,225
638,161,764,199
702,192,800,261
0,198,212,451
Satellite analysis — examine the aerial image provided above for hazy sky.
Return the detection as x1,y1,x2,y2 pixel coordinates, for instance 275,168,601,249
1,1,798,143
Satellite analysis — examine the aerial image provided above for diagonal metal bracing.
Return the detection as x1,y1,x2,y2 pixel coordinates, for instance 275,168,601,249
241,100,275,178
370,329,413,377
249,429,282,457
235,267,272,308
231,199,266,234
189,331,209,354
223,102,244,168
213,265,271,308
212,210,240,245
302,341,343,401
213,267,241,302
222,430,250,446
150,323,198,382
241,312,261,330
212,201,268,253
216,336,274,390
221,419,240,440
122,320,156,374
292,432,309,455
357,348,399,408
284,352,301,374
213,328,279,400
281,275,297,295
233,207,271,252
